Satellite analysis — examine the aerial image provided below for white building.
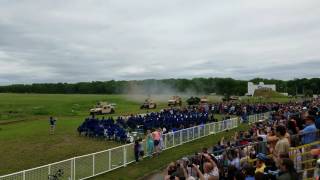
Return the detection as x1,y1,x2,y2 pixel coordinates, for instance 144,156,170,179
247,82,276,96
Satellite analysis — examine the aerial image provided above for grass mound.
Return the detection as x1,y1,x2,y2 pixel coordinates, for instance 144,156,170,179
253,89,286,98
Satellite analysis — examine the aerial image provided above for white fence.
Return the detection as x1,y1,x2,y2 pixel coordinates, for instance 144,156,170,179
0,112,271,180
248,111,272,125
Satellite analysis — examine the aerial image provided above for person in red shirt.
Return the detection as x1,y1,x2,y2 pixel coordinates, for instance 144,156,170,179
152,129,161,156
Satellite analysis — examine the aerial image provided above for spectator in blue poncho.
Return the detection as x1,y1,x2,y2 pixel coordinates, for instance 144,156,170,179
301,116,317,145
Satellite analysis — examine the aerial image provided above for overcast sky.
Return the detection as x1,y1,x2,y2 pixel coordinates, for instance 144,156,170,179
0,0,319,84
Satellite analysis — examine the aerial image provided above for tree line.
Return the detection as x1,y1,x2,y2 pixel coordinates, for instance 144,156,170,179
0,78,319,96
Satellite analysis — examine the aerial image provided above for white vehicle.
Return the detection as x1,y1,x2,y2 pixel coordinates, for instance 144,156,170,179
90,102,115,115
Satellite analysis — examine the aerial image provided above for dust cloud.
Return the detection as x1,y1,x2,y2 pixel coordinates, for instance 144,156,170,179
123,80,211,103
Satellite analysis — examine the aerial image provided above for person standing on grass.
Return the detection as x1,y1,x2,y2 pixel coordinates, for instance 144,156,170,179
134,140,140,162
152,129,161,156
49,116,57,135
159,128,164,151
146,130,154,156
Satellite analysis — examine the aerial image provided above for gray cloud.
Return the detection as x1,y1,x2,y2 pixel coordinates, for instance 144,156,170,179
0,0,320,84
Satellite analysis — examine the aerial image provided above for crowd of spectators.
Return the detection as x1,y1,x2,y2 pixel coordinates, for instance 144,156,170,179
164,99,320,180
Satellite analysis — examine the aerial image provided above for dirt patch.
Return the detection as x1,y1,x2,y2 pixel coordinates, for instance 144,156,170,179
0,119,27,125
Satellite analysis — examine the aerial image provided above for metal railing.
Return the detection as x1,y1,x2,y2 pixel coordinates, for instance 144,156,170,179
0,112,271,180
289,140,320,179
248,111,272,125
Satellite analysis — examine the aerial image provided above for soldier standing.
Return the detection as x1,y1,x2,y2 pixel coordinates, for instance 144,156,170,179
49,116,57,135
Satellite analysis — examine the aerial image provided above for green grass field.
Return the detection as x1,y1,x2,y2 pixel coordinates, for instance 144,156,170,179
0,93,168,123
0,93,166,175
0,93,289,178
0,93,228,176
240,96,295,103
